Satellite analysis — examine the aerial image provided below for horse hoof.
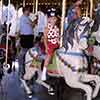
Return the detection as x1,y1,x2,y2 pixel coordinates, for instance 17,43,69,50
7,68,12,74
0,70,4,80
90,81,96,87
48,87,55,96
27,93,33,99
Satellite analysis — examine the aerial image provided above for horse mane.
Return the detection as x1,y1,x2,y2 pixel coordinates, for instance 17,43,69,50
63,18,91,51
91,9,100,32
80,21,91,35
63,22,75,51
91,19,100,32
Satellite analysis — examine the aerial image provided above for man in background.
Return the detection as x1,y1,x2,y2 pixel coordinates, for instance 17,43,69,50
18,6,34,78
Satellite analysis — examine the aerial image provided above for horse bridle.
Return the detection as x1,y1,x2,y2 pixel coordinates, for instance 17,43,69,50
56,51,87,73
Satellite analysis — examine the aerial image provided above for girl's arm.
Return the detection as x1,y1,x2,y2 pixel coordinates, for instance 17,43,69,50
44,27,48,53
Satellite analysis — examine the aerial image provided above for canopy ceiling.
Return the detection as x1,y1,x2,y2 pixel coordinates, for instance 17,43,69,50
2,0,98,16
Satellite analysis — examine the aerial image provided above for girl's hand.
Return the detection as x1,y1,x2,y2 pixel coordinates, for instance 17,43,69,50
45,48,48,54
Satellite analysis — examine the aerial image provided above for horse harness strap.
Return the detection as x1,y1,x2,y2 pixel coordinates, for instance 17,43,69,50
29,49,40,61
57,51,85,57
96,41,100,46
29,49,44,63
56,52,87,73
29,49,34,58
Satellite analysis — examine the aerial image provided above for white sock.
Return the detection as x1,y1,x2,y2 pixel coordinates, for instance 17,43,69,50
43,67,47,74
41,67,47,80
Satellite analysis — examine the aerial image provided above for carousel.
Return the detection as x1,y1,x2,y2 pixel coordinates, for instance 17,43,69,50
0,0,100,100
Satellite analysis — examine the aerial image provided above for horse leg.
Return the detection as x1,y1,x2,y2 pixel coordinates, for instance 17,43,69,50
80,74,100,98
65,78,92,100
24,65,38,81
0,67,3,82
18,48,28,77
20,78,32,94
62,71,92,100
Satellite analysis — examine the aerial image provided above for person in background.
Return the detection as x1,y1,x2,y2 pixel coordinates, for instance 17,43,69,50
37,7,48,40
67,0,82,24
18,6,34,78
63,0,82,50
92,3,100,32
41,8,61,81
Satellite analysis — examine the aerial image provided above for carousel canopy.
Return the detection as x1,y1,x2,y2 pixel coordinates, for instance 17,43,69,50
0,0,98,16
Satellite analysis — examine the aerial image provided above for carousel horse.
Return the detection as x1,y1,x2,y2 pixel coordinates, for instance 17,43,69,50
86,7,100,74
0,32,13,82
87,30,100,75
0,48,5,81
0,5,17,72
90,21,100,61
21,17,100,100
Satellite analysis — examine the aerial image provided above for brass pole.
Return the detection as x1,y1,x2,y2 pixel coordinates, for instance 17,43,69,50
35,0,38,13
90,0,93,18
1,0,3,24
60,0,66,47
5,0,11,65
33,0,34,13
86,5,88,17
23,0,25,7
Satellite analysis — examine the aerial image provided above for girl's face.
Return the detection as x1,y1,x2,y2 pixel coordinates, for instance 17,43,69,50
48,16,57,26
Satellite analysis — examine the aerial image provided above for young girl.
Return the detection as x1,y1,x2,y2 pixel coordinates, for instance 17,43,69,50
41,8,61,81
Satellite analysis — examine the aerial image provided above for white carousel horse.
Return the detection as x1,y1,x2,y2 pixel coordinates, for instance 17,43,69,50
90,5,100,61
22,17,100,100
90,25,100,61
86,7,100,69
88,24,100,74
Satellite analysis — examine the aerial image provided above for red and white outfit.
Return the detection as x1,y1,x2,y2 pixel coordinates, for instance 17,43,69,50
47,23,60,56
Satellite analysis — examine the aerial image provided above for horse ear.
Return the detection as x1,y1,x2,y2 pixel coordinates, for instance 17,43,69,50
80,17,88,25
82,17,85,20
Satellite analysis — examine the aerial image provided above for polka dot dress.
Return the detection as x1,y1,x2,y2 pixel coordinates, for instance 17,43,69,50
47,23,60,44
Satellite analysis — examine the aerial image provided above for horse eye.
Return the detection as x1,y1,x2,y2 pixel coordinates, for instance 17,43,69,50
78,28,81,31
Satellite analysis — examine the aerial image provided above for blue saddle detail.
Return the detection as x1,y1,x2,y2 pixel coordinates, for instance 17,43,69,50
80,35,88,39
57,51,85,57
56,52,87,72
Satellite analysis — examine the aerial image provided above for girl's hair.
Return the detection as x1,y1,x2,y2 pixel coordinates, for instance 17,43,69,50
55,16,61,30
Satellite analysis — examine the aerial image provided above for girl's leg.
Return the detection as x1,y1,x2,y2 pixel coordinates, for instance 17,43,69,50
41,54,51,81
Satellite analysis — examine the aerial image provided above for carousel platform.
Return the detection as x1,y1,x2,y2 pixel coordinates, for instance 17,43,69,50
0,72,100,100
